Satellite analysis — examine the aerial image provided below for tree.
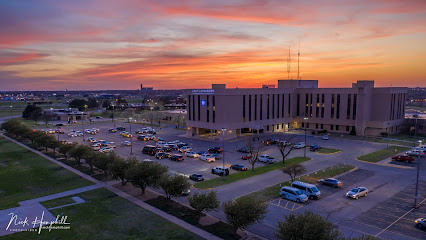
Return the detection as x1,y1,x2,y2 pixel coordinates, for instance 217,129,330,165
141,111,155,124
45,135,60,156
277,135,299,164
87,98,99,109
34,133,51,151
68,99,88,111
22,104,42,119
116,96,127,106
188,191,220,216
153,111,165,126
30,108,43,123
42,112,58,125
109,156,138,185
282,163,307,182
159,173,190,200
222,198,268,238
275,210,341,240
102,99,111,108
68,144,91,166
244,137,265,171
59,143,76,160
125,161,168,194
120,108,136,122
93,152,117,176
83,150,98,172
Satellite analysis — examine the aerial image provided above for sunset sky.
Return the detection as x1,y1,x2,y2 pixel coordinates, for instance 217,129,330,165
1,0,425,90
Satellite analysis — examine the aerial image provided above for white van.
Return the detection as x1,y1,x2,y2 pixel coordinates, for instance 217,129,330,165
291,181,321,200
279,186,308,203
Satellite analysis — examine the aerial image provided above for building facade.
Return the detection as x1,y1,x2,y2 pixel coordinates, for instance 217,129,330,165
185,80,407,140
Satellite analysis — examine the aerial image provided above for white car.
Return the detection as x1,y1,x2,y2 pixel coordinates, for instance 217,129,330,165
68,133,77,137
179,146,192,153
186,151,200,158
258,155,276,164
200,154,215,162
121,141,132,146
85,129,92,133
156,141,167,147
415,218,425,228
278,141,291,146
75,131,83,136
142,159,154,162
100,147,114,153
322,135,329,140
294,142,306,149
92,144,101,151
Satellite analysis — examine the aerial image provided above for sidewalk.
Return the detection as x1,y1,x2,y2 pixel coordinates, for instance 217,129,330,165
2,134,222,240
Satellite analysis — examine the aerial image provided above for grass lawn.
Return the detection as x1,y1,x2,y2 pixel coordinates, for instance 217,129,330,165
2,189,203,240
239,164,355,202
146,196,237,240
0,109,23,117
194,157,311,189
357,146,410,163
317,148,340,154
41,196,76,209
0,136,93,210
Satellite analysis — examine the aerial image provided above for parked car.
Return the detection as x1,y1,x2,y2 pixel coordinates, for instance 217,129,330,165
309,145,321,152
415,218,425,228
237,147,250,153
189,174,204,182
100,147,114,153
185,151,200,158
122,132,132,138
319,178,342,188
156,152,171,159
258,155,276,164
153,136,164,142
322,135,329,140
407,150,420,156
96,116,102,119
181,189,191,196
116,126,125,131
75,131,83,136
55,123,64,127
179,146,192,153
262,139,277,145
280,186,308,203
278,141,291,146
200,154,216,162
142,159,153,163
391,154,415,163
88,137,96,143
121,141,132,146
197,151,208,155
211,153,222,160
208,147,223,153
138,135,149,141
170,154,184,162
161,146,172,152
109,128,117,133
142,145,156,156
346,187,368,199
241,154,252,160
211,167,229,176
92,144,101,151
230,164,248,171
294,142,306,149
291,181,321,200
55,129,64,134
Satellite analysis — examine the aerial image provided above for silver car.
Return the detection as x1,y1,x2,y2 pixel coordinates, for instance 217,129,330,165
346,187,368,199
415,218,425,228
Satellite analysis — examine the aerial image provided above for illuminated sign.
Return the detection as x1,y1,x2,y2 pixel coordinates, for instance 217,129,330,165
192,89,214,95
201,99,206,107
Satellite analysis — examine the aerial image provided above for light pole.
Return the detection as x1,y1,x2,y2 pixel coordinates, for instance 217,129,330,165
414,140,422,209
222,128,226,180
10,106,13,119
130,118,133,155
303,117,308,158
111,103,115,128
82,114,85,141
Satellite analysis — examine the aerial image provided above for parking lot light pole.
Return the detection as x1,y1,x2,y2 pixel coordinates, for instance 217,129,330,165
111,104,115,128
82,116,85,141
414,140,422,209
222,128,226,180
130,118,133,155
303,117,308,158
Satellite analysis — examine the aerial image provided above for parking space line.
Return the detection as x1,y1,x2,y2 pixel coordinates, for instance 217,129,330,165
284,200,289,209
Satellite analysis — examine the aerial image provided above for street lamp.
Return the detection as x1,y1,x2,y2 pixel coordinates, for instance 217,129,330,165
130,118,133,155
10,106,13,119
82,114,85,141
414,140,423,209
221,128,226,180
303,117,308,158
111,103,115,127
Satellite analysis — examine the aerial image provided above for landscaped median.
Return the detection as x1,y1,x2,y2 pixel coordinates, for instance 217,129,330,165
193,157,311,189
356,146,410,163
316,147,340,154
239,163,356,202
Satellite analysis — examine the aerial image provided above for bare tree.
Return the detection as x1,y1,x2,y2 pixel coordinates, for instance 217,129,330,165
244,137,266,171
153,111,165,126
282,163,307,182
120,108,135,122
277,134,300,164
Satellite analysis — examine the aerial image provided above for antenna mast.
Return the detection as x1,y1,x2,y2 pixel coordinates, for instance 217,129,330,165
287,46,291,79
297,38,300,80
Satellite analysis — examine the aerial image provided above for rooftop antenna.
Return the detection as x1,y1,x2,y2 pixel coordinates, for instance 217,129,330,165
287,46,291,79
297,38,301,80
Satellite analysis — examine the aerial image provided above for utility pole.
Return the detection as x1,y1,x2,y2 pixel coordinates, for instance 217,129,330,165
222,128,226,180
414,140,423,209
304,117,308,158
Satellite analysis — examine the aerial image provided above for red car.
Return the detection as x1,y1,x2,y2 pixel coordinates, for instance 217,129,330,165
241,154,252,160
391,154,414,163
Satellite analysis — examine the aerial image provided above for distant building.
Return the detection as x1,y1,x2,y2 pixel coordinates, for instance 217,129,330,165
44,108,89,122
140,84,153,91
185,80,407,139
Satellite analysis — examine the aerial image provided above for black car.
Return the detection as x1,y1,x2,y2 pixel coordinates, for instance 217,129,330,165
142,145,156,156
148,130,156,134
155,147,165,153
237,147,250,153
170,154,184,162
55,123,64,127
109,128,117,133
262,139,277,145
137,135,149,141
177,143,188,148
309,145,321,151
156,152,171,159
230,164,248,171
117,126,126,131
319,178,342,188
162,146,172,152
55,129,64,134
189,174,204,181
208,147,223,153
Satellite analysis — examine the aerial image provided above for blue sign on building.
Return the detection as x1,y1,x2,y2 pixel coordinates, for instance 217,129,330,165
201,99,206,107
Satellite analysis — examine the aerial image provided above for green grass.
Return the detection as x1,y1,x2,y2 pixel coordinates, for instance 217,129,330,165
41,197,76,209
328,133,419,147
357,146,410,163
0,109,22,117
2,189,203,240
146,196,238,240
0,136,93,210
317,148,340,154
194,157,311,189
240,164,355,202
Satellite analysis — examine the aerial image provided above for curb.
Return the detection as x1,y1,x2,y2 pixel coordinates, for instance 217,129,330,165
316,149,341,155
355,158,414,170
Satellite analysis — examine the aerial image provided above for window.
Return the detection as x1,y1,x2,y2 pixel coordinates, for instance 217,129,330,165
321,124,323,129
288,94,291,117
347,94,351,120
316,94,319,117
213,96,215,123
192,95,195,121
249,95,252,121
267,94,270,119
276,94,279,118
346,126,350,131
336,94,340,119
254,95,257,121
331,125,334,130
206,96,209,122
282,94,285,118
321,94,325,118
188,95,191,121
302,123,304,128
331,94,335,118
336,125,339,130
307,123,310,128
272,94,275,119
198,95,200,121
243,95,246,122
297,94,300,116
353,94,357,120
310,94,313,117
316,123,318,129
260,95,263,120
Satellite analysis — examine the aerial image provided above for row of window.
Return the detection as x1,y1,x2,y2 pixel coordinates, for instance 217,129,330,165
390,93,405,120
242,94,291,122
188,95,215,123
296,93,357,120
301,122,354,132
